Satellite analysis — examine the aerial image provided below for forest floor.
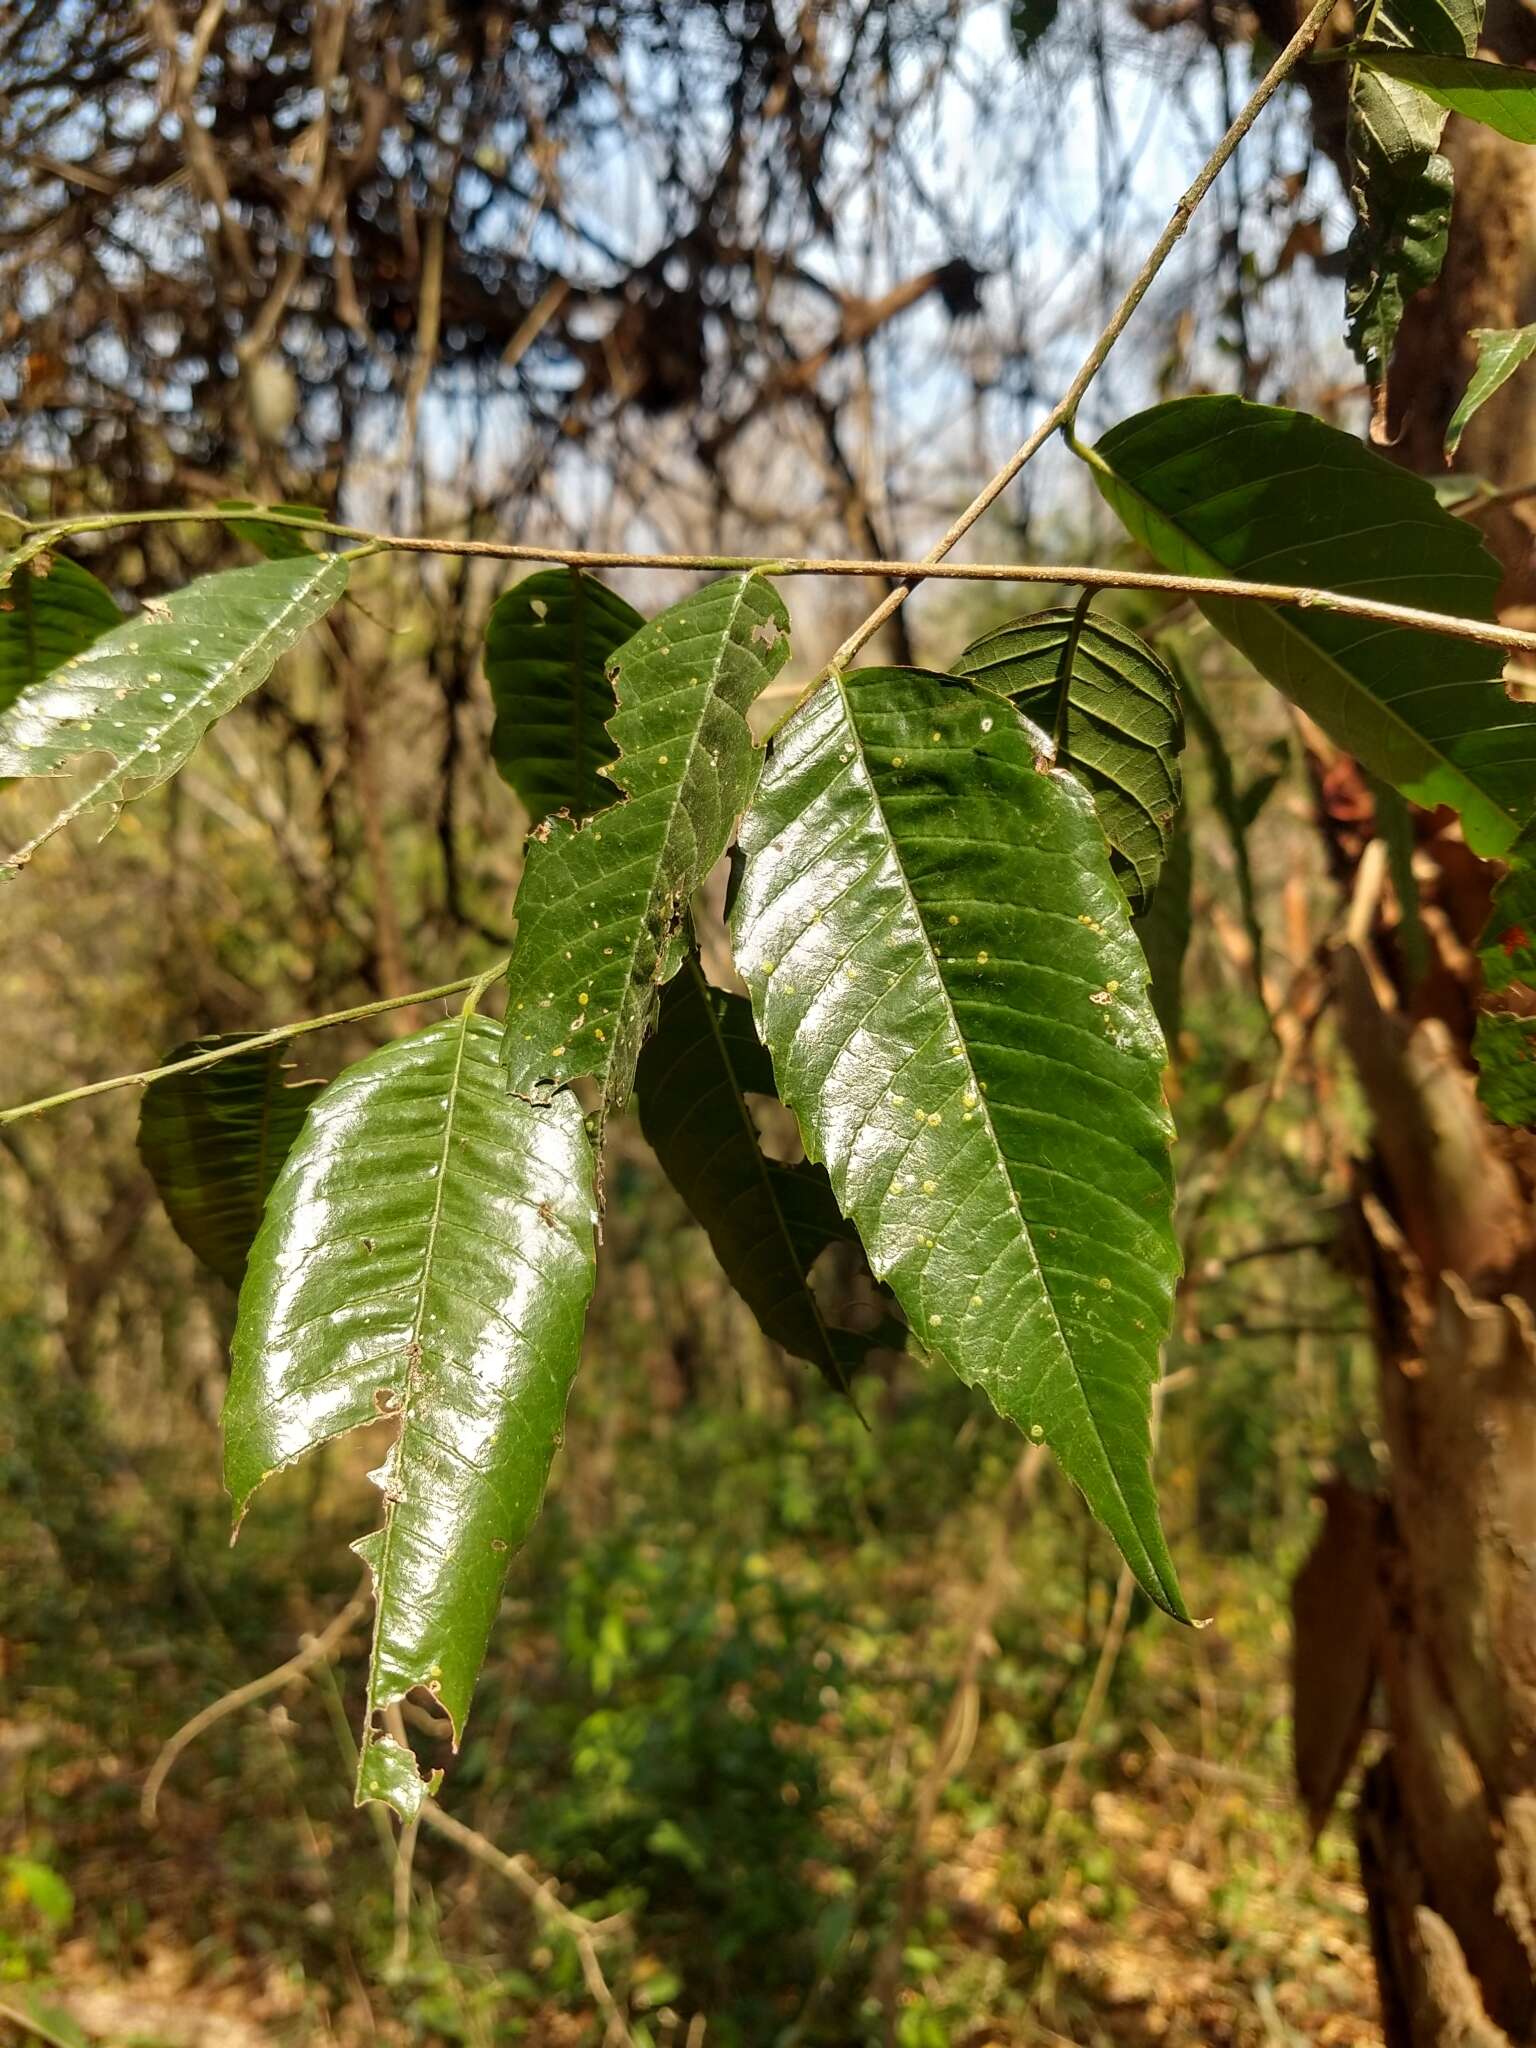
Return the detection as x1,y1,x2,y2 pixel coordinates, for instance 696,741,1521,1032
2,1322,1382,2048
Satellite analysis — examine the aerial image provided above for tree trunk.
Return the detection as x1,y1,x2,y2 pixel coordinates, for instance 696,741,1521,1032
1289,20,1536,2033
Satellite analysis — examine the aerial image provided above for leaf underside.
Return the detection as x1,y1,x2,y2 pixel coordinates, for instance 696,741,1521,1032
219,500,329,560
500,573,791,1125
1133,818,1193,1047
1092,395,1531,856
0,553,349,870
0,554,121,716
734,667,1185,1616
636,952,897,1392
952,607,1184,911
225,1012,598,1819
1355,47,1536,145
138,1035,323,1287
1446,326,1536,462
1345,0,1481,382
485,568,644,823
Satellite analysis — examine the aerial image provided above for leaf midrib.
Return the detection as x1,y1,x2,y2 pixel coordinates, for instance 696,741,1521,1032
13,558,340,858
833,676,1148,1547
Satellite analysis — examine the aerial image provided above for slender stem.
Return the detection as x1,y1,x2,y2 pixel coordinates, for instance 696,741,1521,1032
0,965,507,1128
808,0,1343,690
14,511,1536,657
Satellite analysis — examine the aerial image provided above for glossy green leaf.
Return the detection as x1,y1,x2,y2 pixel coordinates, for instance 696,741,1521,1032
734,667,1185,1616
0,554,348,872
636,952,893,1391
1473,1011,1536,1126
1133,819,1192,1048
218,500,329,560
1090,396,1531,856
500,574,791,1124
0,553,121,715
484,568,643,822
1354,47,1536,143
225,1010,598,1818
1446,326,1536,461
952,607,1183,912
1344,0,1480,381
137,1036,323,1287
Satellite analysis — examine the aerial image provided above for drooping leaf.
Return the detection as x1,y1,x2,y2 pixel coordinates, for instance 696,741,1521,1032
219,500,329,560
1480,821,1536,993
1133,817,1192,1047
225,1010,598,1819
484,568,643,822
1354,47,1536,144
0,553,121,715
1090,396,1531,856
500,573,791,1124
1370,775,1432,989
1446,326,1536,461
1010,0,1059,60
636,952,896,1391
1292,1478,1381,1839
0,554,349,871
137,1036,323,1287
734,667,1185,1616
1473,1011,1536,1126
1344,0,1482,384
951,607,1183,912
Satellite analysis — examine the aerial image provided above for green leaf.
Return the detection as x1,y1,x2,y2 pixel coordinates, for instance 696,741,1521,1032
484,568,643,822
1446,326,1536,461
0,554,349,872
1473,1011,1536,1126
636,952,893,1392
1090,395,1531,856
951,607,1183,912
0,554,120,715
225,1009,598,1818
1010,0,1059,59
1344,0,1481,382
1133,818,1192,1048
218,499,329,560
1175,657,1270,996
137,1036,323,1287
1480,821,1536,992
734,668,1185,1617
500,574,791,1125
1353,47,1536,144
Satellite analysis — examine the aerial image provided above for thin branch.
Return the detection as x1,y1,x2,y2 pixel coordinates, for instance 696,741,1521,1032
141,1581,373,1822
0,963,507,1129
17,514,1536,659
815,0,1346,682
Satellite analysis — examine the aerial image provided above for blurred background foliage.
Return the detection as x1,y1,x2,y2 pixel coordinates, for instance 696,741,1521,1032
1,0,1401,2041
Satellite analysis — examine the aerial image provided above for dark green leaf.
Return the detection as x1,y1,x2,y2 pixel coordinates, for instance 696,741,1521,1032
500,574,791,1125
1354,47,1536,144
1133,818,1192,1048
0,552,120,715
952,607,1183,911
1446,326,1536,461
735,668,1185,1617
484,568,643,822
1090,396,1530,855
0,554,349,871
1480,821,1536,993
1370,776,1432,988
225,1010,598,1818
137,1036,323,1287
1473,1011,1536,1126
1344,0,1480,382
636,952,894,1391
218,500,329,559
